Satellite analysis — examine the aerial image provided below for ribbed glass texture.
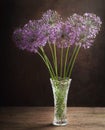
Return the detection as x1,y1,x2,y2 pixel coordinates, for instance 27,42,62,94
50,78,72,126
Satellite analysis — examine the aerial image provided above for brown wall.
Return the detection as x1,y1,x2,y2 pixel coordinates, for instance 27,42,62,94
1,0,105,106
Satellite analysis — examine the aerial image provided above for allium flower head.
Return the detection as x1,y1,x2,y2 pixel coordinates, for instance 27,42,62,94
41,10,63,44
67,13,102,48
55,22,76,48
13,19,49,53
82,13,102,48
42,9,62,25
47,22,63,44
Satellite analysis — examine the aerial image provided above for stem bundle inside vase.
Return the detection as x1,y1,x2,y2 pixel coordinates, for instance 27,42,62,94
50,78,71,126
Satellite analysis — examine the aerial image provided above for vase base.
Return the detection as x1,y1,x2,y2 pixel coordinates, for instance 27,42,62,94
53,120,67,126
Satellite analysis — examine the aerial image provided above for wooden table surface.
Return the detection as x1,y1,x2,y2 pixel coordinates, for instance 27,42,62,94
0,107,105,130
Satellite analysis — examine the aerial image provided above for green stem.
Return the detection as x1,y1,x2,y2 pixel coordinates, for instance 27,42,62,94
37,51,54,79
66,45,78,77
40,47,55,79
49,43,56,77
60,47,63,78
63,46,70,78
54,44,58,78
68,45,81,78
49,43,55,64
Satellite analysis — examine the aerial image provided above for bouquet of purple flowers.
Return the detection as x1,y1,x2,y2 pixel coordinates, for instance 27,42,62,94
13,10,102,79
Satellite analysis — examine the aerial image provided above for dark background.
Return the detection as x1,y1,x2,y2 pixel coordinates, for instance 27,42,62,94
1,0,105,106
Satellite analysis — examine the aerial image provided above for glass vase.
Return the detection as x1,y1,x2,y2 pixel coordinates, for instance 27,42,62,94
50,78,72,126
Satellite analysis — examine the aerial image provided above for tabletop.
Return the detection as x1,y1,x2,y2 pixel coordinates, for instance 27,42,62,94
0,107,105,130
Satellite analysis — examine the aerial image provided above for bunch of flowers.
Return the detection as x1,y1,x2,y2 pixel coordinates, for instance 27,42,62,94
13,10,102,80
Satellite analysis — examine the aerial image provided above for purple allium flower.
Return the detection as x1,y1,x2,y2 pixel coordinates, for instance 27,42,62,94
41,10,63,44
55,22,76,48
67,13,102,49
47,22,63,44
13,20,49,53
42,9,62,25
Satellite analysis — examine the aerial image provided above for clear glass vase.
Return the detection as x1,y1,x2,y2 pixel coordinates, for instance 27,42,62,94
50,78,72,126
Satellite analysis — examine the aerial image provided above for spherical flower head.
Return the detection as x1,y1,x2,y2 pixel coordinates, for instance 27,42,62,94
42,9,62,25
83,13,102,37
67,14,86,46
13,20,48,53
68,13,84,26
55,22,76,48
81,13,102,48
13,28,26,50
67,13,102,49
40,10,63,44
